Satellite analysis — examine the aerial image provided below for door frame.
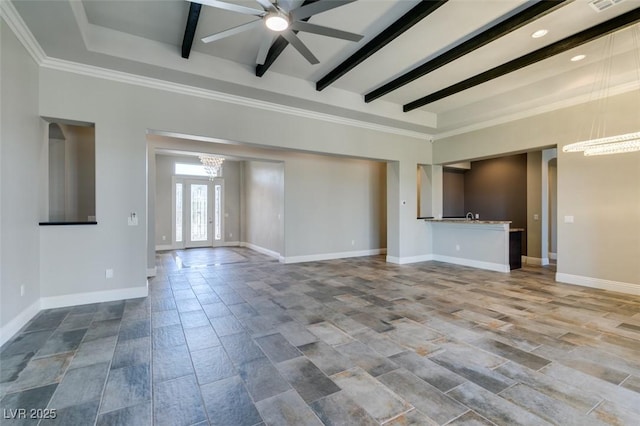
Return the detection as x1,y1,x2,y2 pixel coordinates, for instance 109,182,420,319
172,176,225,249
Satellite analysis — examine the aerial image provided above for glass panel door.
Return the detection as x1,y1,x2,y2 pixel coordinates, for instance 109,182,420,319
185,180,212,248
176,178,224,249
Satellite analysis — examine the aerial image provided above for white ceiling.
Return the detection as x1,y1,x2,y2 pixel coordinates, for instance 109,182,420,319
8,0,640,137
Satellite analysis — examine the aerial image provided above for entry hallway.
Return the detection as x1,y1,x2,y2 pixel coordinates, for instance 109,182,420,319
1,248,639,425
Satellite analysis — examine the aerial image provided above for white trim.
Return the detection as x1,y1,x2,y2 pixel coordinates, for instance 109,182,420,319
434,81,640,140
146,267,157,277
549,252,557,260
40,285,149,310
386,254,434,265
241,242,281,260
0,1,46,63
41,58,428,140
221,241,241,247
2,2,429,141
541,257,550,266
523,256,544,266
433,255,510,273
283,248,387,264
0,300,41,347
556,273,640,296
155,244,174,251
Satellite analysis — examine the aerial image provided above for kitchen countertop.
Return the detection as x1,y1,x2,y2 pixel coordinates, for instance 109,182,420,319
424,218,512,225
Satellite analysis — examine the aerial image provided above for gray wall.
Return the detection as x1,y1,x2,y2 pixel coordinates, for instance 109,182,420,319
1,20,42,331
154,154,174,245
443,169,465,217
527,151,542,259
284,152,387,258
244,161,284,255
63,124,95,222
549,158,557,254
464,154,528,229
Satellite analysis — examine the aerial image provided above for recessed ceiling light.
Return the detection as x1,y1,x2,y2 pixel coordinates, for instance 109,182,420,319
571,54,586,62
531,29,548,39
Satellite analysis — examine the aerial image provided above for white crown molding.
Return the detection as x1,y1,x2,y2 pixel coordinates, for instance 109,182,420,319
434,80,640,140
40,57,430,140
556,273,640,296
2,2,429,141
0,0,45,63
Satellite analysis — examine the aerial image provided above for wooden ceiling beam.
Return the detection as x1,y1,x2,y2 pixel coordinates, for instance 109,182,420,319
365,0,569,103
404,6,640,112
182,2,202,59
315,0,448,92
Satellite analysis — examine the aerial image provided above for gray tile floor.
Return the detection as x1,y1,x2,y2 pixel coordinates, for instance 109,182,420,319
2,247,640,425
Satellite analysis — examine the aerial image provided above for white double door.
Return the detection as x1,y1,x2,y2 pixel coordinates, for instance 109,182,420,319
176,178,224,248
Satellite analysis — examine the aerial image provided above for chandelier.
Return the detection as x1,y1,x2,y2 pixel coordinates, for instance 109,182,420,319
199,154,224,180
563,25,640,156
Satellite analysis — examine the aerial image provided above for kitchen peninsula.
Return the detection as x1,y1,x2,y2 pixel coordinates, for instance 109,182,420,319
425,219,523,272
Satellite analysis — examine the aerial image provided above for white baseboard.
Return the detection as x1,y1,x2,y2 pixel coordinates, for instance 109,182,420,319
40,284,149,310
1,284,149,347
386,254,434,265
155,244,174,251
555,273,640,296
241,242,281,260
0,300,41,347
146,267,157,277
432,255,510,273
541,257,550,266
549,252,557,260
523,256,544,266
283,248,387,264
221,241,241,247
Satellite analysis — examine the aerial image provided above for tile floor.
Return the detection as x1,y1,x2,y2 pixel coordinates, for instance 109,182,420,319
1,247,640,425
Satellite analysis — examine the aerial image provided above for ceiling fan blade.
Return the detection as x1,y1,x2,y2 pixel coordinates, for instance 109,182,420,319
276,0,304,13
256,33,277,64
291,0,356,21
254,0,276,12
281,30,319,64
192,0,266,17
201,20,263,43
290,21,363,42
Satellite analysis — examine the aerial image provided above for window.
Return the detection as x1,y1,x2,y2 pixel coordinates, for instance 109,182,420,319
175,163,210,178
45,121,96,224
175,183,183,242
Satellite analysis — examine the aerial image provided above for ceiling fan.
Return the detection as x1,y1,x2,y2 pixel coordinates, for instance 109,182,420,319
193,0,363,65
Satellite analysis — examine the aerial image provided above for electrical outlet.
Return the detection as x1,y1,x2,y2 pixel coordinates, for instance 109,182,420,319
128,212,138,226
20,285,25,297
475,213,479,219
106,269,114,279
162,235,166,241
455,244,460,251
229,232,233,238
564,215,574,223
351,240,355,246
534,214,539,220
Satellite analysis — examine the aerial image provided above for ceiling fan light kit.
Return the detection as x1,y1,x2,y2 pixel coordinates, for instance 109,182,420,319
265,11,289,32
